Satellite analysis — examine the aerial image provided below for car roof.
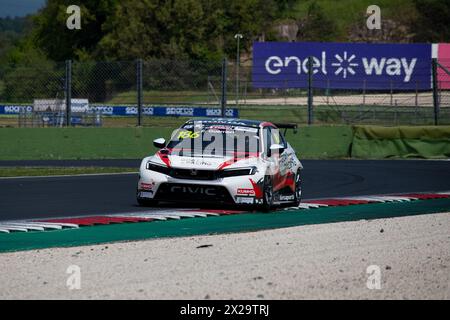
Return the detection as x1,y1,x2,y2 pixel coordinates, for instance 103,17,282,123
183,118,272,128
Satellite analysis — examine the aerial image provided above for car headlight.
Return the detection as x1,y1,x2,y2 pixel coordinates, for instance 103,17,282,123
146,161,170,175
219,166,257,178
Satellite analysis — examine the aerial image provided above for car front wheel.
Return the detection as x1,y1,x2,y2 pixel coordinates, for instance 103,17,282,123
136,190,158,207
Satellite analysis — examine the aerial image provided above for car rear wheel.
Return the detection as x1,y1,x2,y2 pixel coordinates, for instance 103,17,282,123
261,175,273,212
293,169,302,206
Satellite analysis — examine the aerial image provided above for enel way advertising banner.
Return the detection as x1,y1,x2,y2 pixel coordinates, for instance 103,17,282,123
252,42,432,90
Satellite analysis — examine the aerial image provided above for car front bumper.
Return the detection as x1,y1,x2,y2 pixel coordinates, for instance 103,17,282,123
137,169,265,205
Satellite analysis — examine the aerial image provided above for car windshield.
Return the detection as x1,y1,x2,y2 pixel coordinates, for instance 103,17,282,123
166,122,260,157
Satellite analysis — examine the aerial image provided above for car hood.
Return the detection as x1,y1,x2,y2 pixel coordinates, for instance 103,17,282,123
149,151,261,170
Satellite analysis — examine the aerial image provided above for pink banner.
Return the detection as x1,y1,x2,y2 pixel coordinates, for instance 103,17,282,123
438,43,450,89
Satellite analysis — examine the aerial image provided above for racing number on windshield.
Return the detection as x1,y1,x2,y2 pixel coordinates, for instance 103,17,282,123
178,131,200,139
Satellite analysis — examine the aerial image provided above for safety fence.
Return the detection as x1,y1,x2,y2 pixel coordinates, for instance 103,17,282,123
0,58,449,127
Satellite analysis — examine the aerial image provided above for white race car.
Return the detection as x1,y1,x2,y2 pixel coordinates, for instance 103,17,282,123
137,118,303,210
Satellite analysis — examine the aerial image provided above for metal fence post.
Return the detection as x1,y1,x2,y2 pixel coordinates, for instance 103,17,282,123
235,34,242,108
137,59,143,126
390,80,393,106
362,79,366,105
221,58,227,117
432,58,439,125
307,56,313,125
415,80,418,107
326,79,330,105
65,60,72,127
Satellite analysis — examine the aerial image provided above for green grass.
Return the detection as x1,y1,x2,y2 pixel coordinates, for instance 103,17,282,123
0,127,172,160
0,126,353,160
0,124,448,160
0,167,137,177
291,0,417,40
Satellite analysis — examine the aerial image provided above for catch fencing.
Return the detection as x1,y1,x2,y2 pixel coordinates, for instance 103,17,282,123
0,57,449,127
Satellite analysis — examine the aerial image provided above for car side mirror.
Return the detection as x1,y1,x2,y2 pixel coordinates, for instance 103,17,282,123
153,138,166,149
268,143,285,157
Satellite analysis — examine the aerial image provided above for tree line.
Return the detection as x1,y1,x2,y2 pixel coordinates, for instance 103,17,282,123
0,0,448,103
2,0,449,64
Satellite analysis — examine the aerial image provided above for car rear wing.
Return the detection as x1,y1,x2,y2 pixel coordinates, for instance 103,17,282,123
273,123,298,135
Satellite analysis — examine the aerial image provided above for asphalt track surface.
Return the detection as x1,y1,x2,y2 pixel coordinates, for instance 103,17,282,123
0,160,449,221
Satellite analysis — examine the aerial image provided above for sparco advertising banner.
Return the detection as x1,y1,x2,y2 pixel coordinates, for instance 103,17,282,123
0,105,239,118
252,42,432,90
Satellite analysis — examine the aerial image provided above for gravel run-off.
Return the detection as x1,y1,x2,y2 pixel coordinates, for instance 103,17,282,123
0,212,449,299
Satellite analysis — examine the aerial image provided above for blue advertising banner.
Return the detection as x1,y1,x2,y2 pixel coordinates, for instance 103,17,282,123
252,42,432,90
0,105,239,118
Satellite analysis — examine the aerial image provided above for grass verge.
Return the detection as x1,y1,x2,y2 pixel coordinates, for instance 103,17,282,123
0,126,352,160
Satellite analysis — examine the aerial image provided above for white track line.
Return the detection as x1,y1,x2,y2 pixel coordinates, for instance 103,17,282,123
2,222,63,230
31,221,79,228
109,213,181,220
0,172,138,180
164,212,197,218
1,223,45,231
181,212,209,217
346,196,391,202
0,225,28,232
301,203,328,208
49,222,79,228
183,210,221,216
337,196,386,202
374,196,414,202
107,213,167,220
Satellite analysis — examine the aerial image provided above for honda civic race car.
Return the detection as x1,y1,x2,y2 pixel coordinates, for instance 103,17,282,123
137,118,303,210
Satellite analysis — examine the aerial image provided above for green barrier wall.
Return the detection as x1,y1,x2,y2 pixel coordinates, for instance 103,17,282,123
352,125,450,159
